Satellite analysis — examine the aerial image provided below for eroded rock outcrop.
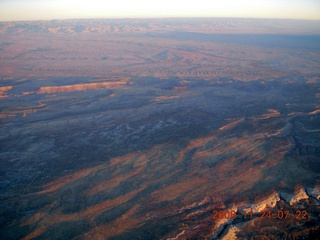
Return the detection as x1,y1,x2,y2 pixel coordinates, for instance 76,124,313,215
306,186,320,201
248,191,280,213
280,187,309,205
37,80,128,94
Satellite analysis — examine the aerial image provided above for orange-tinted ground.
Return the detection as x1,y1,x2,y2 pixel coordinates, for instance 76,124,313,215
0,19,320,239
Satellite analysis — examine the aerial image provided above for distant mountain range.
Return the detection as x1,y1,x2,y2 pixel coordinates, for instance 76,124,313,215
1,18,320,34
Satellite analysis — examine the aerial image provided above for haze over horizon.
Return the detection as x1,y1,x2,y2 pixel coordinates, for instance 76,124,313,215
0,0,320,22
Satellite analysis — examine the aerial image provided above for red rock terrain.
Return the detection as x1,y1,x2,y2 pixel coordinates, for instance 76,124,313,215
0,19,319,239
37,80,129,94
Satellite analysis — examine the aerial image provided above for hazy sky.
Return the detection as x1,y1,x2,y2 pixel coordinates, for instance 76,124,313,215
0,0,319,21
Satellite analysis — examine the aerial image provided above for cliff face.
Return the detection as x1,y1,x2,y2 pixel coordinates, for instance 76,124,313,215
279,187,309,205
215,186,320,239
37,80,128,94
306,186,320,200
249,192,280,213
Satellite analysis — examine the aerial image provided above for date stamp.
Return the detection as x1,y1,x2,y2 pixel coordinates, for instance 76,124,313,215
212,209,308,220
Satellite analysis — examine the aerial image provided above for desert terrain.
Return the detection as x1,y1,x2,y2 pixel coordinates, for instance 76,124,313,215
0,18,320,239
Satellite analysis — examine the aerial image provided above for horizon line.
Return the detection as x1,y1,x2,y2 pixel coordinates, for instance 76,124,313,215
1,16,320,23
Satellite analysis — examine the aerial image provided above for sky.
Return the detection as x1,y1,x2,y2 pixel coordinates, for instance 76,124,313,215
0,0,319,21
